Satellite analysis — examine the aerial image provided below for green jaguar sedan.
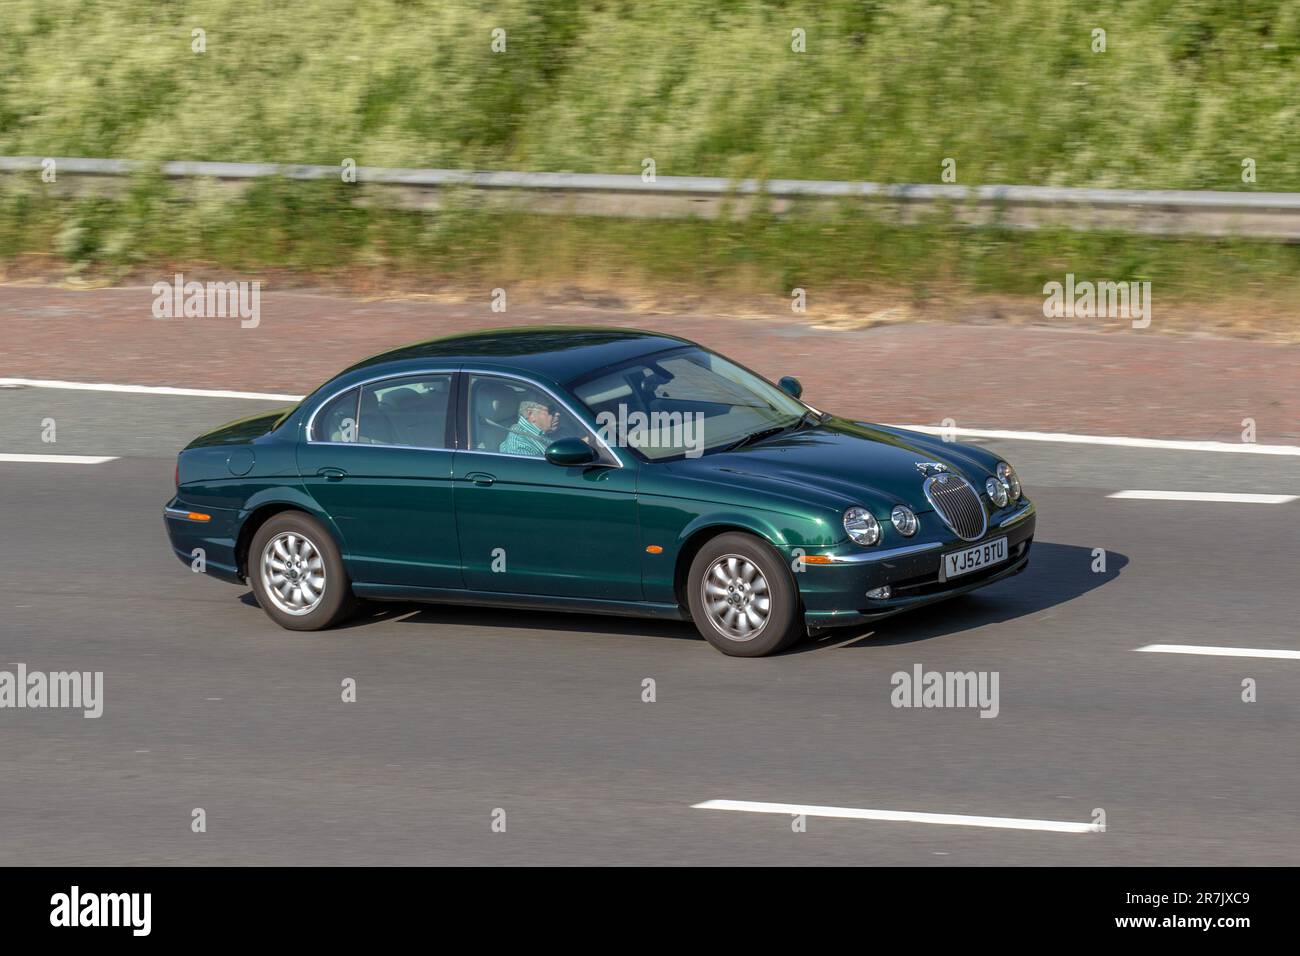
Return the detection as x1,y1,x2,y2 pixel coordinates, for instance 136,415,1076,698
163,328,1035,656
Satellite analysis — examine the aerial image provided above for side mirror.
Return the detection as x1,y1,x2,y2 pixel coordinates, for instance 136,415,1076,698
778,376,803,399
545,437,599,467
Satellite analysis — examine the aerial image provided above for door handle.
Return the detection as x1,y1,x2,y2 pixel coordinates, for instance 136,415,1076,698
316,467,347,482
465,471,496,486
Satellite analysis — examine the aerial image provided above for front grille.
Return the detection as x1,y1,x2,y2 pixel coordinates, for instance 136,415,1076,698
923,473,988,541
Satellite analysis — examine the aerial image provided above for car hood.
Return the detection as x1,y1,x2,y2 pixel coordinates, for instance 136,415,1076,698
663,418,1000,512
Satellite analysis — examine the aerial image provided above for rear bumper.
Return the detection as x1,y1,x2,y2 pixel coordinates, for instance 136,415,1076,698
163,498,244,584
792,502,1036,630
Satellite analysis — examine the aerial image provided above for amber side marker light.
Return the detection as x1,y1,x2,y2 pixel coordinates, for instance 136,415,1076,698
800,555,834,565
645,545,664,554
187,512,211,522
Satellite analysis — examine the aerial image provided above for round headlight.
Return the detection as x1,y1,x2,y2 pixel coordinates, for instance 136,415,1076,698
890,505,918,537
843,507,881,546
985,476,1008,508
997,462,1021,500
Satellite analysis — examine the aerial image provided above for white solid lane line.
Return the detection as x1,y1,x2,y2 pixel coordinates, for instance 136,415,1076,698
0,377,304,402
3,378,1299,457
0,453,118,464
888,424,1300,457
691,799,1101,834
1137,644,1300,661
1108,490,1296,503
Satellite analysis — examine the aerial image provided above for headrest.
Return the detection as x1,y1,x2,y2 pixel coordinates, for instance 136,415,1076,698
475,383,518,421
379,387,423,410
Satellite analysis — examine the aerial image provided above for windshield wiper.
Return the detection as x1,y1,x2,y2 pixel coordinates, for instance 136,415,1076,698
795,409,827,429
723,422,797,452
721,409,827,453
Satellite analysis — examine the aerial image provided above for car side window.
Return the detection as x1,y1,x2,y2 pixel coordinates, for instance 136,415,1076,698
311,387,360,442
467,374,596,458
357,374,453,448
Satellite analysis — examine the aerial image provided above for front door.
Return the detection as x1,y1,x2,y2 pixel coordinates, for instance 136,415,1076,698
453,373,641,600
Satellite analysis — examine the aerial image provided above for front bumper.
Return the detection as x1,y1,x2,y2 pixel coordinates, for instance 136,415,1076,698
792,500,1036,630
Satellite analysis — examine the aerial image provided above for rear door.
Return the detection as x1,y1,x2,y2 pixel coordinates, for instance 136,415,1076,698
452,372,642,600
297,372,463,589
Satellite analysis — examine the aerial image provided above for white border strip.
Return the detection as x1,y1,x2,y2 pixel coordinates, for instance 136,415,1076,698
692,799,1100,834
0,378,304,402
1108,490,1296,503
1137,644,1300,660
0,453,119,464
3,379,1297,458
887,424,1300,457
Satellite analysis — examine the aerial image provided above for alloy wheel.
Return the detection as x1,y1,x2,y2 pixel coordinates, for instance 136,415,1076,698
261,531,327,616
700,554,771,641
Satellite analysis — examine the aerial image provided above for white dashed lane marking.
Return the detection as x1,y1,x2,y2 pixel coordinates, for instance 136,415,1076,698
692,799,1101,834
0,453,118,464
1108,490,1296,503
1137,644,1300,661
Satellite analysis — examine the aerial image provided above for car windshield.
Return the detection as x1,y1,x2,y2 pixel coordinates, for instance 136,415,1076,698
568,347,808,460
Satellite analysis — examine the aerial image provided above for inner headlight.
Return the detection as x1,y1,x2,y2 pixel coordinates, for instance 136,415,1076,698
985,476,1009,508
843,506,881,546
997,462,1021,501
890,505,918,537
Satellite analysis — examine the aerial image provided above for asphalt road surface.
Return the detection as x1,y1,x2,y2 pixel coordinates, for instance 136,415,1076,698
2,387,1298,865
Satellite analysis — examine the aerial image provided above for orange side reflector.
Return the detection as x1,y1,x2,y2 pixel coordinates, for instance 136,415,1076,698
187,512,211,522
645,545,664,554
800,554,833,565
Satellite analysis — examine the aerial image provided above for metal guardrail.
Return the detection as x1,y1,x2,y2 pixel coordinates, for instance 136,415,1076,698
4,156,1299,238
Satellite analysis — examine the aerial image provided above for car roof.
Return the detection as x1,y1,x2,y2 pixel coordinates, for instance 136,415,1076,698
341,326,692,384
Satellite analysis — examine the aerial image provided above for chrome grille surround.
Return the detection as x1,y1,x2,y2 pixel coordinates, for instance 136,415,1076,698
922,473,988,541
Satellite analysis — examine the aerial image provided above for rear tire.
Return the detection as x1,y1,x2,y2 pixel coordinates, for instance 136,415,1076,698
687,532,803,657
249,512,356,631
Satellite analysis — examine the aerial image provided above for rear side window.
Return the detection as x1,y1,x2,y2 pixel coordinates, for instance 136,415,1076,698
357,374,453,448
311,387,360,442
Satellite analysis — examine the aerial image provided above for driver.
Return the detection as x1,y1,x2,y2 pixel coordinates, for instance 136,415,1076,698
500,399,561,457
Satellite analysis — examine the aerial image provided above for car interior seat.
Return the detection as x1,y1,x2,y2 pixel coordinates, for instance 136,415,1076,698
357,388,397,445
473,382,520,450
380,385,446,448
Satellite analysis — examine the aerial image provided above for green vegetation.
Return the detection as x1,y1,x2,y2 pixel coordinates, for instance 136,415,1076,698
5,174,1296,317
1,0,1296,308
4,0,1298,187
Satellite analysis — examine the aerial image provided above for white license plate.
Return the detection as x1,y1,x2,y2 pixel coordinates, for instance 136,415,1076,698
939,537,1008,581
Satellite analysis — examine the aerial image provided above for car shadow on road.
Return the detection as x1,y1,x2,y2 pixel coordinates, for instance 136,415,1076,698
239,588,702,639
794,541,1127,653
241,589,701,640
350,600,704,641
239,541,1123,651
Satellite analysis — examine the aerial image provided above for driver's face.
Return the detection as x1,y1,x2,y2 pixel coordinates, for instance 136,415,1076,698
528,404,561,432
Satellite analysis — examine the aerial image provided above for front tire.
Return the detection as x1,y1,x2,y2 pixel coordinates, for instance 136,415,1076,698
687,532,803,657
249,512,356,631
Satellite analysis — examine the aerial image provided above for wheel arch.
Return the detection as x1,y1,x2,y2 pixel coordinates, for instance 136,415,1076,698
671,515,790,613
235,490,343,580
